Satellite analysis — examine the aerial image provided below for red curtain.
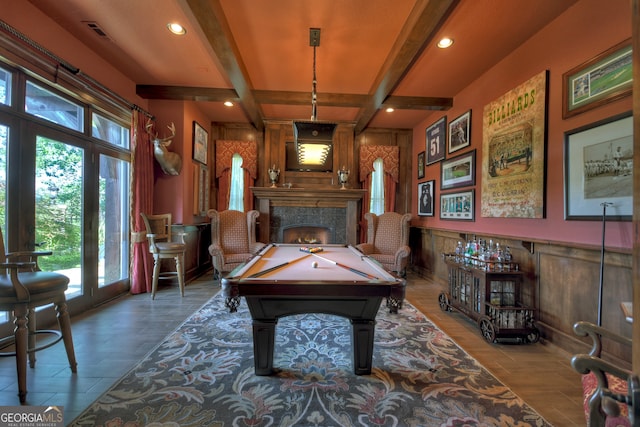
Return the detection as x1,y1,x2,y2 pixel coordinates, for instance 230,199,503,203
215,140,258,211
130,110,154,294
358,145,399,242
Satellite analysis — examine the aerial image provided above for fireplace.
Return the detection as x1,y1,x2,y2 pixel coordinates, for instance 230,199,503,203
251,187,366,246
282,225,333,244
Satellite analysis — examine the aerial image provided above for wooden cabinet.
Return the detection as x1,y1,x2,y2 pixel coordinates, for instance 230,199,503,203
439,254,539,343
171,222,212,281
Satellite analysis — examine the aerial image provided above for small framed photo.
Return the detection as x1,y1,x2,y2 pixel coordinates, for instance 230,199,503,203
564,112,632,220
440,189,474,221
193,121,208,165
417,151,425,179
426,116,446,165
448,110,471,154
418,180,435,217
440,150,475,190
563,38,632,119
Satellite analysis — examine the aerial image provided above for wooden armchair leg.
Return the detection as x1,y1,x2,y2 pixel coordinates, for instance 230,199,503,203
14,304,28,404
27,308,36,368
55,299,77,373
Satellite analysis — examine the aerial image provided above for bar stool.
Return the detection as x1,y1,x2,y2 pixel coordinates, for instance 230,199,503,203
0,228,77,403
141,213,186,299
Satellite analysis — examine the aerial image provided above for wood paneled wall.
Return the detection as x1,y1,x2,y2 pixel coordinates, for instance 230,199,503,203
411,226,633,368
209,121,413,215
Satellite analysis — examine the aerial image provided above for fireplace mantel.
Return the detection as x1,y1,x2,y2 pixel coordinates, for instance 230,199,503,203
251,187,365,245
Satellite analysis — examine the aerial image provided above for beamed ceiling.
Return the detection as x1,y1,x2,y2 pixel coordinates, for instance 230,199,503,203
27,0,578,133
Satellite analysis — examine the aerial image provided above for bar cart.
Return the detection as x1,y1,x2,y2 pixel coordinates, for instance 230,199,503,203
439,253,540,344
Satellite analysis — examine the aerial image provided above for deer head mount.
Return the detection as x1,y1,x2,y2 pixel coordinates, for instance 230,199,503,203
146,120,182,176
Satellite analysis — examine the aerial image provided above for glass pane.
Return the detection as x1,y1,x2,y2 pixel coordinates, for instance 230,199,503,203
35,136,83,298
98,154,129,287
92,112,130,149
25,81,84,132
0,66,11,106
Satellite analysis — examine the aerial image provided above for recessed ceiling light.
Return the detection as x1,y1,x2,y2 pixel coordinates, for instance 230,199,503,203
385,107,395,113
224,101,234,107
167,23,186,35
437,37,454,48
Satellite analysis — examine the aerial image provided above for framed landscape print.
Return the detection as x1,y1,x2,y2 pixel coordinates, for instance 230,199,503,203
193,121,208,165
440,150,475,190
418,180,435,217
563,39,632,119
440,190,474,221
426,116,446,165
564,112,632,220
448,110,471,154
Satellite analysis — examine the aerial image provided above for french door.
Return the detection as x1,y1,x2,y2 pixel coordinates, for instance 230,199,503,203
0,113,130,334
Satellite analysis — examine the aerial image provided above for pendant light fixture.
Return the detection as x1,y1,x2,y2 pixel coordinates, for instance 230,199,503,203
293,28,337,166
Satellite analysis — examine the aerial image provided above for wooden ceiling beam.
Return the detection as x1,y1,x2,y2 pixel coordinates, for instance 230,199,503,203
184,0,264,131
382,95,452,111
136,85,239,102
354,0,460,133
136,85,452,112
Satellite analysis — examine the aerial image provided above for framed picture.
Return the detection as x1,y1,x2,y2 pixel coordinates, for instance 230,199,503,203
418,180,435,217
440,190,474,221
193,121,208,165
417,151,425,179
563,38,632,119
426,116,446,165
481,71,547,218
440,150,475,190
448,110,471,154
564,112,632,220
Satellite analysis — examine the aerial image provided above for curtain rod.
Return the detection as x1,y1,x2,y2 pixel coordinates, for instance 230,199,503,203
0,19,154,120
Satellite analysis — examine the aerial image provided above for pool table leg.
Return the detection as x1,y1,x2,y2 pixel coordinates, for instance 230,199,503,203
351,319,375,375
252,319,277,375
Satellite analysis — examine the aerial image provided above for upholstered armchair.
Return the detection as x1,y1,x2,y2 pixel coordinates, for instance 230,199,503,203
356,212,411,277
207,209,266,280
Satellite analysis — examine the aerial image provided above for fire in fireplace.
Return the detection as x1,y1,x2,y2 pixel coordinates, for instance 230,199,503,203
282,226,332,244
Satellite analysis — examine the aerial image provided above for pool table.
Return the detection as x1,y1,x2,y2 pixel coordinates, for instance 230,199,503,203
221,243,406,375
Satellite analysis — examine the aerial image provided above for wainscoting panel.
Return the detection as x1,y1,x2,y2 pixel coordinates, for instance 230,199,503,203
410,226,632,366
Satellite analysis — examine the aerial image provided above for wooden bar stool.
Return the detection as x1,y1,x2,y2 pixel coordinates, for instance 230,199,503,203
0,228,77,404
141,213,186,299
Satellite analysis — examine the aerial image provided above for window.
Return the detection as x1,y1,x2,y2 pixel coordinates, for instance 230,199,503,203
35,136,84,296
98,154,129,287
0,66,10,106
229,153,244,211
25,80,84,132
92,112,130,149
369,157,385,215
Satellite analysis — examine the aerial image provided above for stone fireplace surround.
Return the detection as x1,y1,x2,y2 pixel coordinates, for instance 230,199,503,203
251,187,366,246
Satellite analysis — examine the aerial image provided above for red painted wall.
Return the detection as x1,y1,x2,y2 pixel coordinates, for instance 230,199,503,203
149,100,211,225
412,0,633,249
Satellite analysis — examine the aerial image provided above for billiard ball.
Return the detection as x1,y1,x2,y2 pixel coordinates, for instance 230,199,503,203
311,261,318,268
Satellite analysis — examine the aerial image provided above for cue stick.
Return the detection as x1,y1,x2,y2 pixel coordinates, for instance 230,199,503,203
248,253,311,278
310,253,379,280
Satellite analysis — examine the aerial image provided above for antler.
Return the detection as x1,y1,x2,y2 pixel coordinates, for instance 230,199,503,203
146,120,176,145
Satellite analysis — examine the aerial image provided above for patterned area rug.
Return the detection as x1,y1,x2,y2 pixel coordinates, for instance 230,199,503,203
70,293,551,427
